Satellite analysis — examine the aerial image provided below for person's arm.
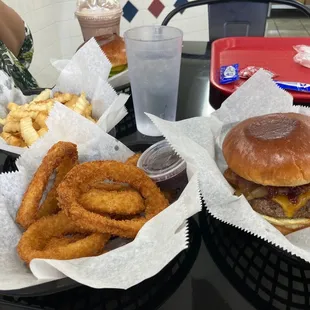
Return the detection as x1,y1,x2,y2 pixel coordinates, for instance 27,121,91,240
0,1,25,57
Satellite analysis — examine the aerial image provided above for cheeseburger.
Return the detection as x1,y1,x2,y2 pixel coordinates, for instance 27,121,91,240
223,113,310,235
98,34,127,77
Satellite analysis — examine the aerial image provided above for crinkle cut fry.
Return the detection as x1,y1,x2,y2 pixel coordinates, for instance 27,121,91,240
57,161,169,238
17,212,110,264
16,141,78,229
20,117,39,146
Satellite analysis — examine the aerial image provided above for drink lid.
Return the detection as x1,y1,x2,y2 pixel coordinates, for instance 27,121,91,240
76,0,122,14
137,140,186,182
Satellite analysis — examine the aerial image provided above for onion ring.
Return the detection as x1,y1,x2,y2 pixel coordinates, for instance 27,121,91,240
79,188,145,215
125,153,141,166
57,161,169,238
17,212,110,264
16,141,78,229
36,156,78,220
90,181,129,191
44,234,87,250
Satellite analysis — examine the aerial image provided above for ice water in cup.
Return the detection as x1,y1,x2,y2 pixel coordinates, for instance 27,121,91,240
125,26,183,136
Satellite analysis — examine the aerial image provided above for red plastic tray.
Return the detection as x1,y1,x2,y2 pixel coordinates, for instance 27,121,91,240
210,37,310,103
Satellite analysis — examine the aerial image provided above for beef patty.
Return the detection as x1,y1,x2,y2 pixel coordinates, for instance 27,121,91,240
251,199,310,219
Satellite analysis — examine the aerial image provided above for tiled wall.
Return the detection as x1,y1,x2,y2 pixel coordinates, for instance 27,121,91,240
3,0,209,88
119,0,209,41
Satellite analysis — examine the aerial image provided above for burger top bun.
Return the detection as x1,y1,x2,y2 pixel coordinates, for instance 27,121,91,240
223,113,310,187
99,34,127,68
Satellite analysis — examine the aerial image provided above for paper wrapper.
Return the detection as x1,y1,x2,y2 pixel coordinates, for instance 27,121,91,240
51,61,130,89
0,38,128,156
148,69,310,264
0,102,201,290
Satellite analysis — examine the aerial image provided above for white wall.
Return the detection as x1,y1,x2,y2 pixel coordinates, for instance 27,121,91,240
3,0,209,88
119,0,209,42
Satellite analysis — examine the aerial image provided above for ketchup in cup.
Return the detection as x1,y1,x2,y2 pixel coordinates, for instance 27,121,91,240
137,140,188,203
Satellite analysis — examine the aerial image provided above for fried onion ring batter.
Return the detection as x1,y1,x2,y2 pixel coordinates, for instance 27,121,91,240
79,188,145,215
125,153,141,166
37,156,78,220
57,161,169,238
16,141,78,229
44,234,87,250
17,212,110,264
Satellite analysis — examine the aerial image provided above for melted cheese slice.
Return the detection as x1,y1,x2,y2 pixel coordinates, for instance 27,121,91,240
272,191,310,218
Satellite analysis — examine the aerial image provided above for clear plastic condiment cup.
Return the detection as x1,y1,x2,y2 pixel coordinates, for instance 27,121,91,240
137,140,188,203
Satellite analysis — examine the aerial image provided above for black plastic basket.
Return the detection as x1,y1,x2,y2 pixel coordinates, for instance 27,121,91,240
199,207,310,310
114,84,136,140
0,141,200,309
0,217,200,310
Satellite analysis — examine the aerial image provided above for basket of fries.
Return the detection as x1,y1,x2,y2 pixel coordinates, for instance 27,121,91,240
0,38,129,156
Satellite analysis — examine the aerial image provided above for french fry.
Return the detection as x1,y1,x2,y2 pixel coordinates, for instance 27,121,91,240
30,89,52,103
3,121,20,133
7,102,19,111
38,127,48,137
73,92,89,115
0,90,96,147
53,92,73,103
35,112,48,128
20,117,39,146
65,95,79,109
1,132,26,147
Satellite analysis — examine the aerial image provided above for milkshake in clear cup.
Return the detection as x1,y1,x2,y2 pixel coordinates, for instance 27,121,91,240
76,0,122,41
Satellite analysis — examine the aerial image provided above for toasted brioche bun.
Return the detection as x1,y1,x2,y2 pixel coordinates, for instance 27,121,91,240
223,113,310,187
262,214,310,235
98,34,127,68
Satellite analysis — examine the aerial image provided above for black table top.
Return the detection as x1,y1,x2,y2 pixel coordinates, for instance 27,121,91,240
120,42,255,310
0,41,256,310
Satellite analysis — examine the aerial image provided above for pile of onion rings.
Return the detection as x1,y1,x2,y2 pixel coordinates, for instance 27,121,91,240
16,141,169,264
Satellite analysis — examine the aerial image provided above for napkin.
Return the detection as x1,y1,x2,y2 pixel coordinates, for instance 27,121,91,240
148,69,310,264
0,102,202,290
0,38,128,156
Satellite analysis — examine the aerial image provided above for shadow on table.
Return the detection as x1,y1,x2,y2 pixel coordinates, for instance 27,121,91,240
192,278,232,310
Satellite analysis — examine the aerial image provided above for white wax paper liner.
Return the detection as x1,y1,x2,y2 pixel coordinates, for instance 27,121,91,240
54,38,112,96
16,103,132,179
0,102,202,290
0,38,128,155
51,60,130,89
30,176,201,288
148,69,310,264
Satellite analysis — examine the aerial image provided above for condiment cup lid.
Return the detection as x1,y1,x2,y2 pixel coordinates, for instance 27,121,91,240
137,140,186,182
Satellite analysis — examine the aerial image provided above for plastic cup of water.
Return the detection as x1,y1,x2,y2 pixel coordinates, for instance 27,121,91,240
124,26,183,136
